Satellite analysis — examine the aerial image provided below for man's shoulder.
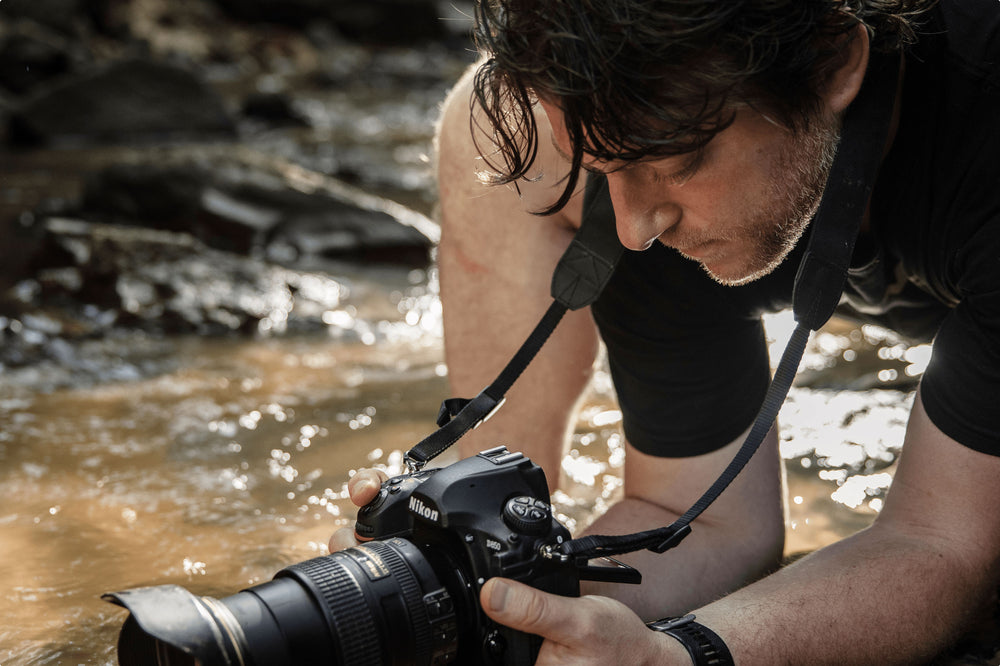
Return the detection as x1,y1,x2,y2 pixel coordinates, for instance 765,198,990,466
936,0,1000,86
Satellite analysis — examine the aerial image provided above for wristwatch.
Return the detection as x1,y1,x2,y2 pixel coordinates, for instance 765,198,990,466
646,614,734,666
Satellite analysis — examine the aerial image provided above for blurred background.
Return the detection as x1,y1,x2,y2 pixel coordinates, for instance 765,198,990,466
0,1,993,663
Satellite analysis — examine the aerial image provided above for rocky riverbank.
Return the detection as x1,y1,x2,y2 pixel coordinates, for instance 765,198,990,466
1,0,474,379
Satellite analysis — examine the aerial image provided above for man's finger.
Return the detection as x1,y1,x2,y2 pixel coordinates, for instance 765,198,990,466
328,527,360,553
480,578,583,644
347,469,388,506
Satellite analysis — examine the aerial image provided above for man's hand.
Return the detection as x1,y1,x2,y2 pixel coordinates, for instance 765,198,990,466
479,578,689,665
327,468,387,552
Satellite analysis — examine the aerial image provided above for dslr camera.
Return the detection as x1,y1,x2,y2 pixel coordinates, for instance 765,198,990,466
105,446,639,665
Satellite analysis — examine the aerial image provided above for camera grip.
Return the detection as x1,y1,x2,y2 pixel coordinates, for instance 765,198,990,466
355,471,433,540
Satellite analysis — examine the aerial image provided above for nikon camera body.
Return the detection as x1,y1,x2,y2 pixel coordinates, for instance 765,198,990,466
105,447,601,665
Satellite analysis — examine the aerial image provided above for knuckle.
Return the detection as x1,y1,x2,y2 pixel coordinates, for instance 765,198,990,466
521,591,551,627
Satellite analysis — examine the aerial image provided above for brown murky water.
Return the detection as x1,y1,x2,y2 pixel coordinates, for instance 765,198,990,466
1,283,925,664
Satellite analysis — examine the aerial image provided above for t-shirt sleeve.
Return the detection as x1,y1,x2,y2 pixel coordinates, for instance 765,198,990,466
591,242,774,457
920,220,1000,455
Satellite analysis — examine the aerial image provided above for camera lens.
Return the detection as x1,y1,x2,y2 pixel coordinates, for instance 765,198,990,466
105,537,459,665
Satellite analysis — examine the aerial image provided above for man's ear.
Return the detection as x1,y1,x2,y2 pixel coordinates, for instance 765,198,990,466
822,23,871,114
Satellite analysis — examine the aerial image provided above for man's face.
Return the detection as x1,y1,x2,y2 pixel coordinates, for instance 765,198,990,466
540,100,840,286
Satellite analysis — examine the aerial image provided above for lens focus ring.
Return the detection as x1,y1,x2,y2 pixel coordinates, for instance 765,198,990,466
284,555,382,666
282,538,451,665
358,540,435,659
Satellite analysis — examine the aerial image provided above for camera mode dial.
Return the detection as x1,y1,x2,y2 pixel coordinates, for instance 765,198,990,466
502,496,551,535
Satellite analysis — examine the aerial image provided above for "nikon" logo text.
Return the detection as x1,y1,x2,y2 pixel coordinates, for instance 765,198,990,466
408,496,440,523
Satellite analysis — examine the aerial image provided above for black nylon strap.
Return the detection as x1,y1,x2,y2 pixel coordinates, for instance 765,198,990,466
405,301,568,467
552,176,623,309
793,53,901,330
405,177,624,468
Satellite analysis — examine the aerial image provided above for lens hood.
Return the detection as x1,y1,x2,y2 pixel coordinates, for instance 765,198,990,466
103,585,250,665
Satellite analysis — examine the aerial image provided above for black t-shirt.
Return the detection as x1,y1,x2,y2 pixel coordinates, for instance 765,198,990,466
590,1,1000,457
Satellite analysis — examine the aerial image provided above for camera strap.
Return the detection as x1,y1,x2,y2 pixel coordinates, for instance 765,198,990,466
407,51,899,563
404,177,623,470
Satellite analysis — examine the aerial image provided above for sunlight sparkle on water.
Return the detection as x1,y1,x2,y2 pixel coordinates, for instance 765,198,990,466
323,309,355,328
183,558,207,576
778,390,910,465
561,450,606,486
589,409,622,427
830,472,893,509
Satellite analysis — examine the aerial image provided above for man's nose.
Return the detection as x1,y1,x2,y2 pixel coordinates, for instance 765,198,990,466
607,176,681,251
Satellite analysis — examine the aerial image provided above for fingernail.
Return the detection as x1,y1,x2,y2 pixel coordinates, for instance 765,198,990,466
488,580,509,612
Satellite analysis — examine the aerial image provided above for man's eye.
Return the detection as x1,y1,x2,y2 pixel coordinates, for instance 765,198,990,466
662,162,698,185
655,155,702,185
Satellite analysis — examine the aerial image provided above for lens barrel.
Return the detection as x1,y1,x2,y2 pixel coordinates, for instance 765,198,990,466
280,537,458,665
105,537,459,666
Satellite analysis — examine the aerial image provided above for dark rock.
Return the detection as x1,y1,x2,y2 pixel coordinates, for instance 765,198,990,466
9,216,349,336
0,0,93,35
327,1,447,44
209,0,332,26
82,163,206,228
209,0,446,45
7,58,236,146
0,212,47,293
240,92,310,127
266,203,431,266
76,152,436,266
0,31,74,94
0,88,12,143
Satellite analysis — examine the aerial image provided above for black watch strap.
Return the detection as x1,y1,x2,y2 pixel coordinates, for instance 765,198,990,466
647,614,734,666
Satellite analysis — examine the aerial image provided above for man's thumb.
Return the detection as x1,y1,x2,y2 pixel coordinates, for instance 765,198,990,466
480,577,569,638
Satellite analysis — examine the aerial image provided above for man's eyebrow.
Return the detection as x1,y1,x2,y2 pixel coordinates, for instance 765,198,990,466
549,135,616,175
549,133,701,182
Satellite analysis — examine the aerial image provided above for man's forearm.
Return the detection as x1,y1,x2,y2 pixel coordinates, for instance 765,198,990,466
581,495,785,621
692,522,994,665
578,427,786,621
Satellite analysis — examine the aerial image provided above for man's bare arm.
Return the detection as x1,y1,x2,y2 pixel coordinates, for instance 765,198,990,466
435,63,595,480
580,427,785,620
691,389,1000,664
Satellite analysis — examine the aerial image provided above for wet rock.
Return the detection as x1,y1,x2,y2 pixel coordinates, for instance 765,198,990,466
0,29,75,95
11,217,349,337
265,204,431,266
0,212,47,294
209,0,446,44
0,0,94,36
78,152,436,265
240,91,310,128
1,149,436,343
7,57,236,146
208,0,336,26
81,163,206,228
327,0,447,44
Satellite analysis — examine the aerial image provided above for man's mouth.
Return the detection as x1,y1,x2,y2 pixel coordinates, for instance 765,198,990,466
673,239,717,259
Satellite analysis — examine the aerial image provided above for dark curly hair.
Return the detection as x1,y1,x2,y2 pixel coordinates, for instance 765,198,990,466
471,0,936,212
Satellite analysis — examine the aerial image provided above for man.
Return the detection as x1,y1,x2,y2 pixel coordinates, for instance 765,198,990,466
334,1,1000,663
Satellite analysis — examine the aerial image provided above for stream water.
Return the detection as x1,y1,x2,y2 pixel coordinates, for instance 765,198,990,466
0,292,924,664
